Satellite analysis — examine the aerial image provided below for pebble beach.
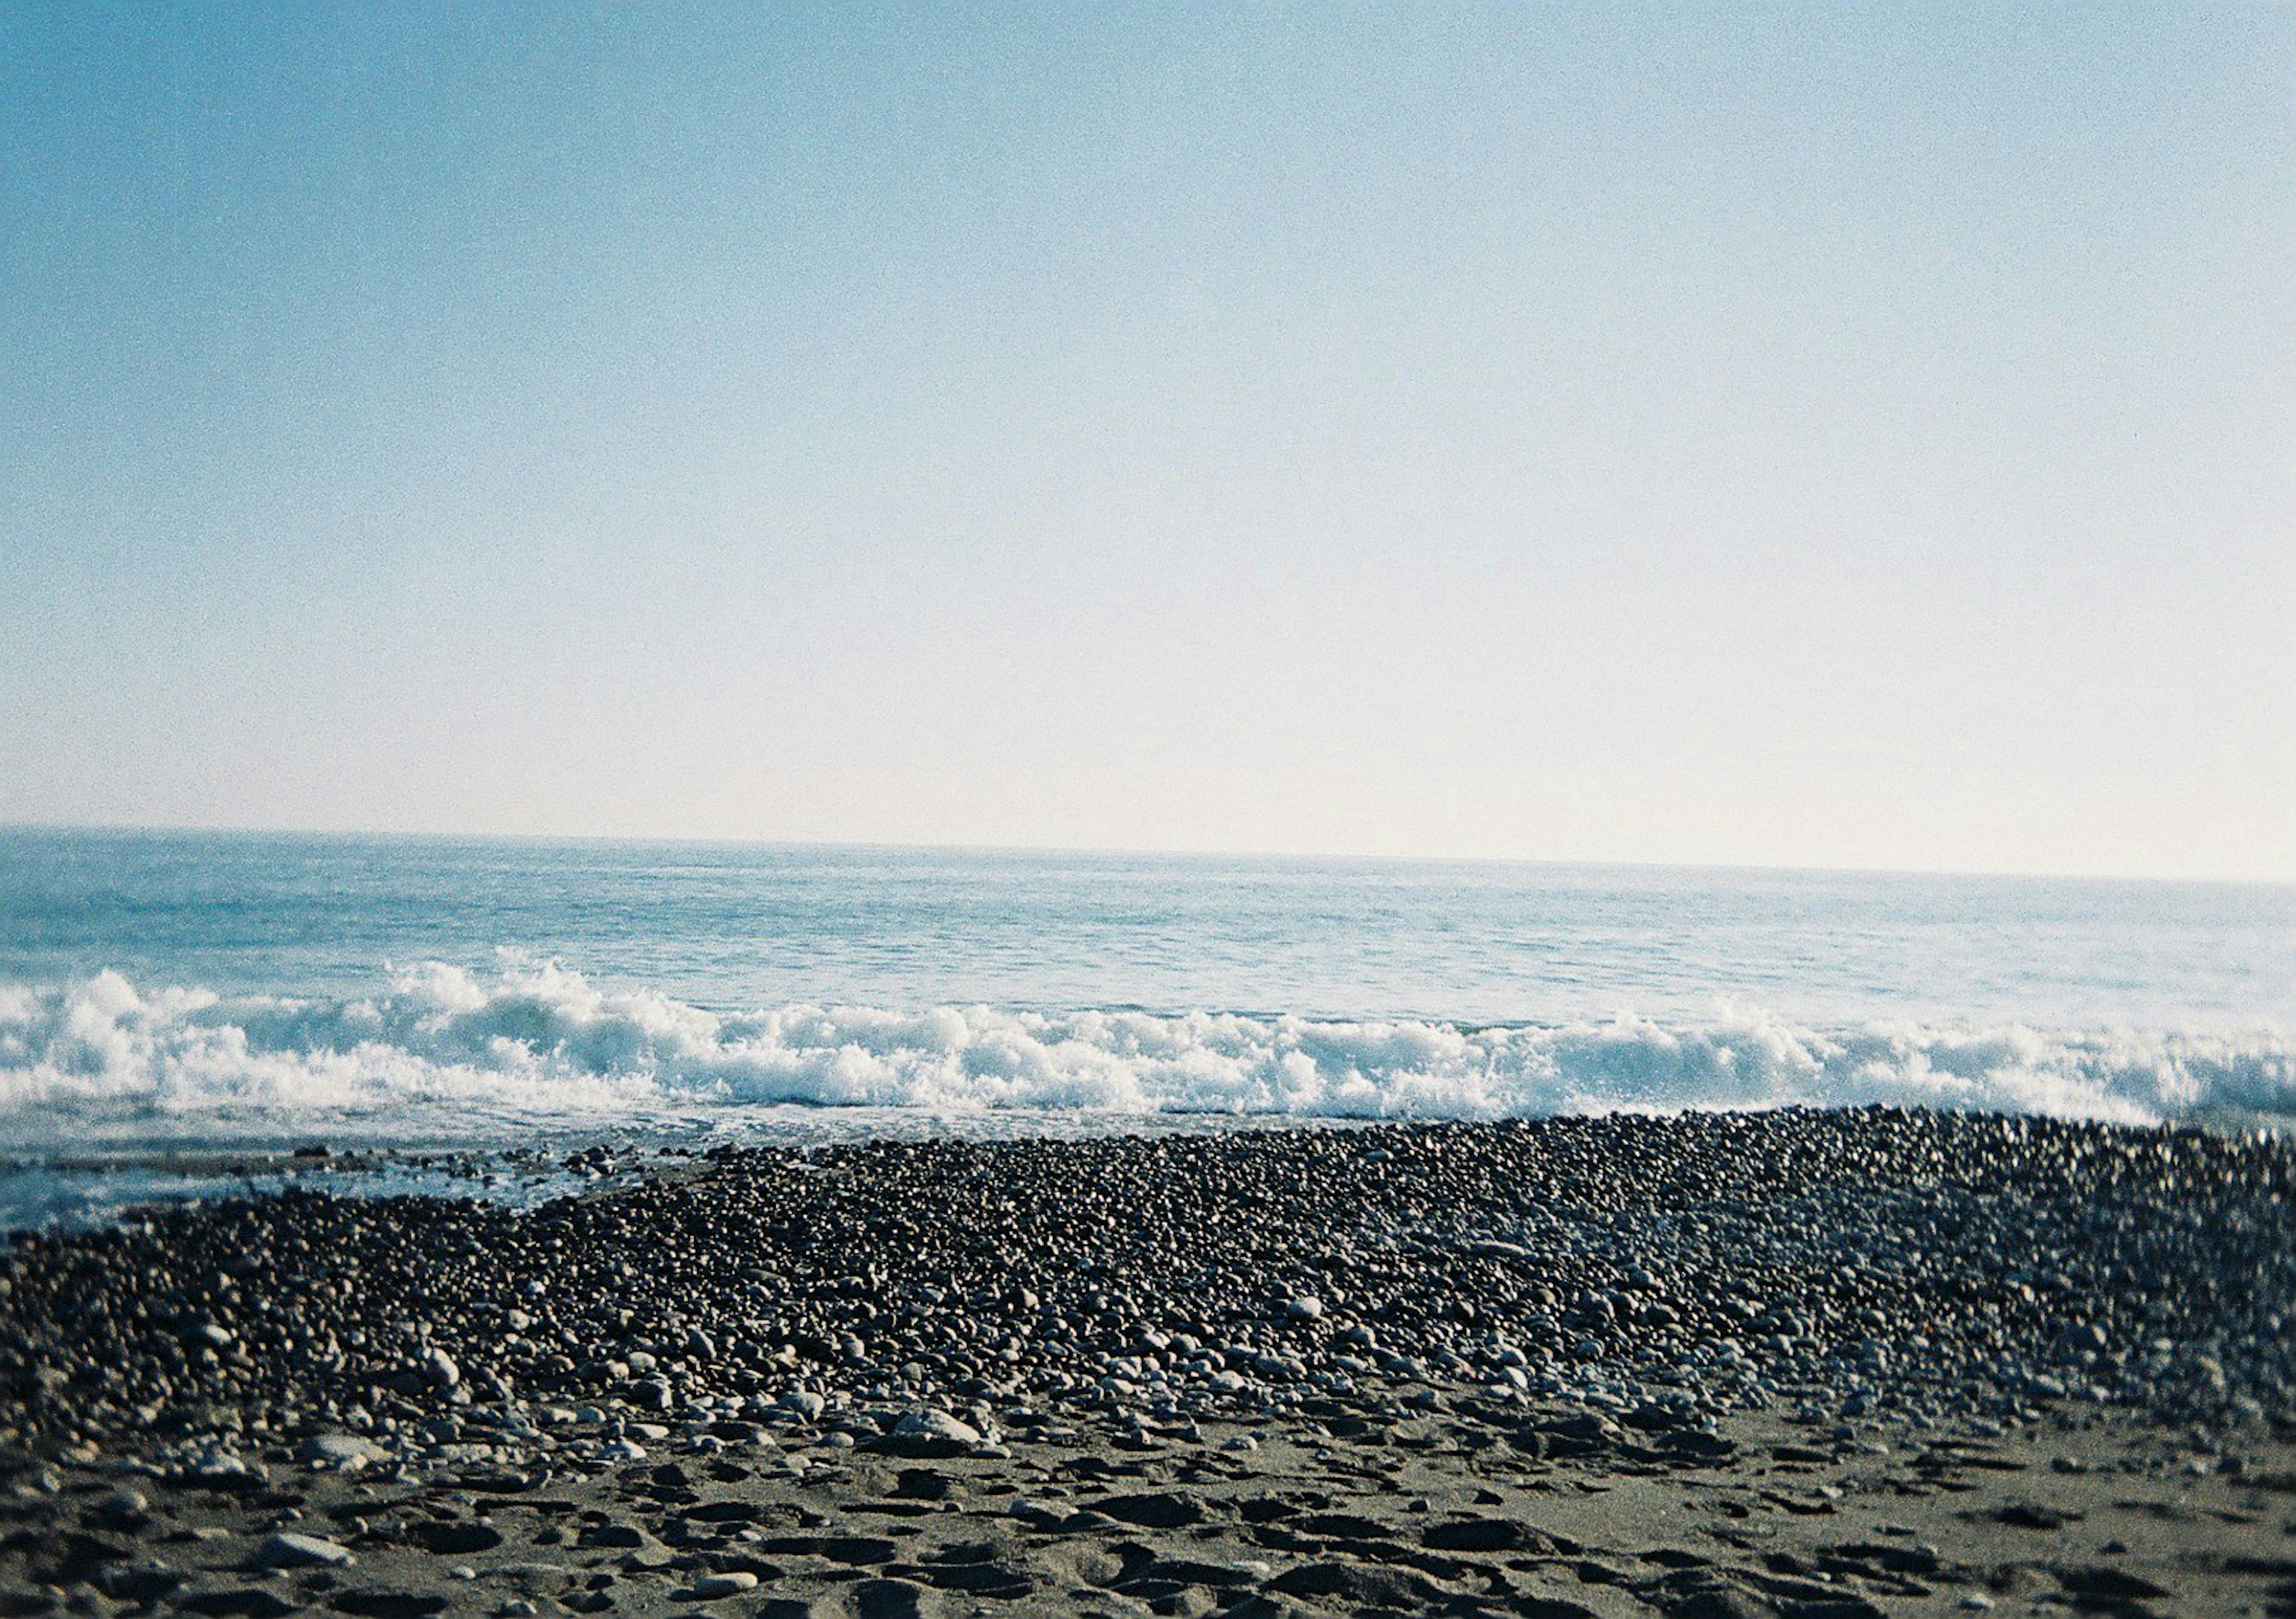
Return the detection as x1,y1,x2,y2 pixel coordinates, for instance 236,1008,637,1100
11,1,2295,1611
5,1107,2294,1617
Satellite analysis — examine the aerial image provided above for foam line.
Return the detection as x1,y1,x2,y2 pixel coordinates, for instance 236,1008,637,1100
1,963,2288,1142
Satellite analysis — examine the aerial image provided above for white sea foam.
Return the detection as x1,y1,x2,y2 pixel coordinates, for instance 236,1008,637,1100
2,962,2290,1147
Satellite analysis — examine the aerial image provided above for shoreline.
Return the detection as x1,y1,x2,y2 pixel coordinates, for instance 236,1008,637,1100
5,1098,2288,1243
5,1107,2293,1615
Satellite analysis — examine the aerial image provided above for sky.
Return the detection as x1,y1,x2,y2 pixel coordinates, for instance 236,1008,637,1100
2,3,2291,881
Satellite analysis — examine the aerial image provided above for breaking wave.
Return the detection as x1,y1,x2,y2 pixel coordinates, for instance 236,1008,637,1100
2,962,2291,1144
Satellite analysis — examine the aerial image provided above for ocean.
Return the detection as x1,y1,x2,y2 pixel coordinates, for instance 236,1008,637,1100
1,827,2291,1224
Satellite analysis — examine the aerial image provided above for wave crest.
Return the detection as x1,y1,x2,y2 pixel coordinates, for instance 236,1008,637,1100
1,962,2289,1140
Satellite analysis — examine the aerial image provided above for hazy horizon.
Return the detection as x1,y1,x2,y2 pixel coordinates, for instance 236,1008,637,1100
5,4,2291,882
5,817,2291,892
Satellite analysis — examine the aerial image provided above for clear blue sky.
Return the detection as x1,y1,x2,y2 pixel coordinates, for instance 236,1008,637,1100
4,2,2290,879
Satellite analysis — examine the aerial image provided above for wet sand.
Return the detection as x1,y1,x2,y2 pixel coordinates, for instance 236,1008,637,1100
4,1108,2293,1616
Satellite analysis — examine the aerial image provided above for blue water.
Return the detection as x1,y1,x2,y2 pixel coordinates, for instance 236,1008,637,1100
1,827,2291,1169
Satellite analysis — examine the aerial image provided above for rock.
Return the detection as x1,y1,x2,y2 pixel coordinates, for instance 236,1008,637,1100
423,1348,460,1389
94,1486,149,1520
1466,1239,1532,1260
296,1434,384,1471
186,1447,261,1483
1284,1296,1326,1323
255,1529,356,1568
406,1520,503,1554
877,1409,981,1456
852,1578,939,1619
687,1571,759,1597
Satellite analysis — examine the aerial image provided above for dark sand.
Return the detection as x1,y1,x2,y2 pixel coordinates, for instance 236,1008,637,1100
4,1108,2293,1617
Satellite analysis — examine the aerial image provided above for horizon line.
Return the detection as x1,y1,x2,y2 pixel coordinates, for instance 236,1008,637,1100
2,815,2289,893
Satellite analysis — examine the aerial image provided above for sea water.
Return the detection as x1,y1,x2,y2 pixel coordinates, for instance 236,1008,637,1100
1,828,2290,1223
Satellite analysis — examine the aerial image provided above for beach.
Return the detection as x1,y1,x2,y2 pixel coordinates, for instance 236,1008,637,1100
6,1107,2293,1617
9,2,2292,1611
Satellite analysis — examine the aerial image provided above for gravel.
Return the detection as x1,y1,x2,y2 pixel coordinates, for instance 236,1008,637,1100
2,1107,2291,1472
